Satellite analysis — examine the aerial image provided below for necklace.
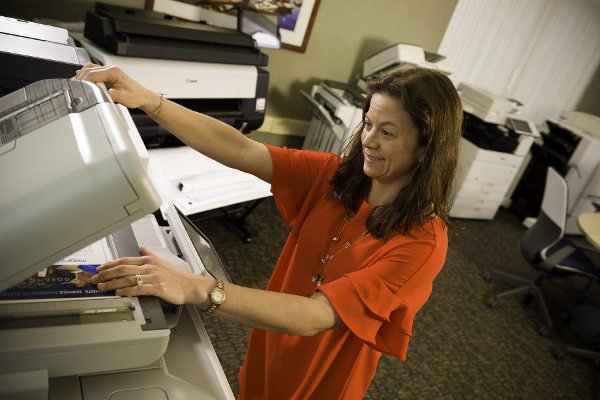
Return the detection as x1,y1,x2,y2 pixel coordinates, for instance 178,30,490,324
304,212,369,297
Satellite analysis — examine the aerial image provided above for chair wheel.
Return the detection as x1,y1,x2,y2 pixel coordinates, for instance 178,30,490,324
538,326,550,337
551,348,566,361
488,298,498,308
483,273,493,282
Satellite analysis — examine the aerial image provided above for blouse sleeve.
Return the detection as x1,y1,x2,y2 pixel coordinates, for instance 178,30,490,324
265,145,339,226
318,221,448,360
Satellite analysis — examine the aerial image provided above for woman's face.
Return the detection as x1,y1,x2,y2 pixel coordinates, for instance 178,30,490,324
361,93,422,190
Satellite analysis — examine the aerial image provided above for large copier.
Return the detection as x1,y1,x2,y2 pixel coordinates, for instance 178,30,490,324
0,16,90,97
360,43,452,84
509,110,600,234
0,78,235,399
76,2,270,146
451,83,540,220
299,80,365,155
300,43,448,156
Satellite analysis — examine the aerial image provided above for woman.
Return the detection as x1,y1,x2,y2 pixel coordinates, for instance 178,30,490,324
78,65,463,399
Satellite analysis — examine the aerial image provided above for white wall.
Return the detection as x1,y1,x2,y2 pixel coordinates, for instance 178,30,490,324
437,0,600,124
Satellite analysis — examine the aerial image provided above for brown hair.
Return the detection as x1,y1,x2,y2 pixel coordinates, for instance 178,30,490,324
328,67,463,239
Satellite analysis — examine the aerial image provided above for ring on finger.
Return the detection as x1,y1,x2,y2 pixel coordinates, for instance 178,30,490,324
136,274,143,286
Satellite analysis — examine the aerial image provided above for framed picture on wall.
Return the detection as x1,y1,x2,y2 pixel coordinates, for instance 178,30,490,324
277,0,321,52
146,0,321,53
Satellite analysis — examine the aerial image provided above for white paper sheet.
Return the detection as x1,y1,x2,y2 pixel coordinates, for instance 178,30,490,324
54,238,113,265
147,147,272,215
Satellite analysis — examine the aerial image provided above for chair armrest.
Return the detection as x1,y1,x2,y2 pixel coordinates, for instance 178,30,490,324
539,244,577,271
565,235,600,254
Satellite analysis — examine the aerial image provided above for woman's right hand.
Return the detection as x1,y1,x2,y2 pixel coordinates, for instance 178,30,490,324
75,63,159,112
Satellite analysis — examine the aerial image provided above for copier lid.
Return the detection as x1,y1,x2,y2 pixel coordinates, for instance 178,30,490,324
0,79,161,292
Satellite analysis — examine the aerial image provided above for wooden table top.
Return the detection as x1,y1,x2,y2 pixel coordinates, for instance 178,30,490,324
578,213,600,250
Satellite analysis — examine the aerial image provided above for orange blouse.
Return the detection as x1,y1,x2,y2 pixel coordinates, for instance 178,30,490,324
237,146,448,400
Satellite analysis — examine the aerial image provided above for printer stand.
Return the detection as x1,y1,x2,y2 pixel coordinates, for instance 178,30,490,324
188,199,264,243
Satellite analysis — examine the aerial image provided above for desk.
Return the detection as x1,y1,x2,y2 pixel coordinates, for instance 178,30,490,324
578,213,600,250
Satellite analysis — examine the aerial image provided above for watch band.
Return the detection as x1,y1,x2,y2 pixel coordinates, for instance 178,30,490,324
204,279,226,314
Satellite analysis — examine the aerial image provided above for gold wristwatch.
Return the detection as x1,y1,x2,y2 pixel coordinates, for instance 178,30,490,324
204,279,226,314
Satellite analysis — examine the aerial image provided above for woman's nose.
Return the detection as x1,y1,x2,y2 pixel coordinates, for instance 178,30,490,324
362,128,377,148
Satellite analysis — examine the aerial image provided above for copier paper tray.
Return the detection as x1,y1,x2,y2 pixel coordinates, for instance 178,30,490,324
85,2,269,66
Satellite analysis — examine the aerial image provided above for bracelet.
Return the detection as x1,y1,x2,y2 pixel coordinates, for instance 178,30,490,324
152,92,165,120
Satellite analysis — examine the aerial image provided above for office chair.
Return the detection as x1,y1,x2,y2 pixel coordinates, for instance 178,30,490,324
552,201,600,361
484,167,600,336
551,304,600,361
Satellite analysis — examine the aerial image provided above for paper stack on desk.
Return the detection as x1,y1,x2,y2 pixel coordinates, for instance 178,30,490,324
147,146,272,216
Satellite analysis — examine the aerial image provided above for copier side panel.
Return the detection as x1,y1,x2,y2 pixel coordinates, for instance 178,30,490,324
563,132,600,212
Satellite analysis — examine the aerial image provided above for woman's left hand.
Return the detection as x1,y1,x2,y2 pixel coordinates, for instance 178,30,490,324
91,246,210,307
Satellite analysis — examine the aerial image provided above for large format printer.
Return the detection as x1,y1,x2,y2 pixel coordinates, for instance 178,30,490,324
451,83,540,220
76,2,270,145
509,110,600,234
0,79,235,399
84,2,268,66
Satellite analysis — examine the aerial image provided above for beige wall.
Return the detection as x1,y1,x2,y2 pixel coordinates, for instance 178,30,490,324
1,0,458,122
262,0,459,121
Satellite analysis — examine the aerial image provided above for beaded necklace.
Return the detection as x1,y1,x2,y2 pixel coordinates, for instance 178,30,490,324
304,212,369,297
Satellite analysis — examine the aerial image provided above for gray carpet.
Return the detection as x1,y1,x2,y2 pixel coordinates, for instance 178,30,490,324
195,197,600,399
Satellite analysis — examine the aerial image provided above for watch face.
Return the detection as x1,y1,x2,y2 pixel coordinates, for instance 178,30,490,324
212,289,226,304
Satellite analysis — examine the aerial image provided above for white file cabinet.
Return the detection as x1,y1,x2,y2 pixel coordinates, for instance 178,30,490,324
451,138,525,220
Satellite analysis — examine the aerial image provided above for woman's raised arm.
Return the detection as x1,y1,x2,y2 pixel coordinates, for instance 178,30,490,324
76,64,273,183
